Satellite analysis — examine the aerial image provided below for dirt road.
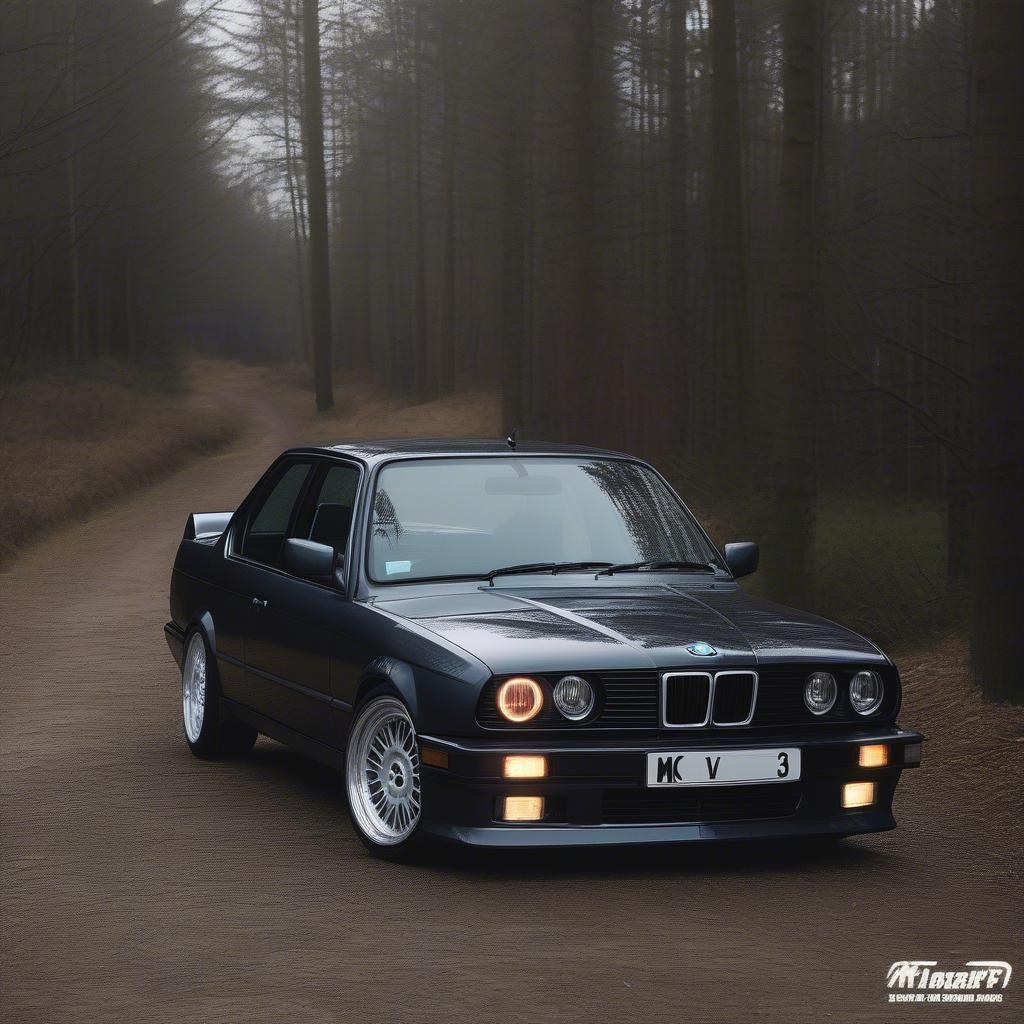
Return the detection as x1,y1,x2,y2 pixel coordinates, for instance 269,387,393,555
2,367,1021,1023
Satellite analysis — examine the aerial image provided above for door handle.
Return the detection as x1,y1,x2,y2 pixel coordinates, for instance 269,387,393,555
251,597,268,609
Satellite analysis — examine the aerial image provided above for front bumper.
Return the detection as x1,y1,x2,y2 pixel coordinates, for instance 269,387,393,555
417,726,923,848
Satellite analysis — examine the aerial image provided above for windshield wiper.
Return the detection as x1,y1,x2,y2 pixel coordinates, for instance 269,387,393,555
594,559,716,577
485,561,613,584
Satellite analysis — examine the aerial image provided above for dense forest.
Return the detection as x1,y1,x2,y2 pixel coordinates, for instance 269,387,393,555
0,0,1021,700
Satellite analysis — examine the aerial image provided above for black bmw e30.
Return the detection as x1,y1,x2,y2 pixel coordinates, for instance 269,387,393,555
165,439,923,859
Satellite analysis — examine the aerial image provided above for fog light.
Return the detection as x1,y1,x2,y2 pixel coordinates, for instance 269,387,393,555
842,781,876,809
503,796,544,821
858,744,888,768
503,755,547,779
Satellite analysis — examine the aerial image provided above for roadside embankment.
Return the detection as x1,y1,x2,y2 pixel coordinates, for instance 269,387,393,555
0,361,238,567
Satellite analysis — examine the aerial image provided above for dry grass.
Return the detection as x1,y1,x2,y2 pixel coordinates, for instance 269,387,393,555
252,361,502,443
0,357,502,568
0,362,238,567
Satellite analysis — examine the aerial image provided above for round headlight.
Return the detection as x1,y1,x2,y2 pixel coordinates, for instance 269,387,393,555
804,671,837,715
496,677,544,723
553,675,595,720
849,670,884,715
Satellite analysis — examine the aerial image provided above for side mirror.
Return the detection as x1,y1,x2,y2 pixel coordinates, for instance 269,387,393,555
724,541,759,579
283,538,339,587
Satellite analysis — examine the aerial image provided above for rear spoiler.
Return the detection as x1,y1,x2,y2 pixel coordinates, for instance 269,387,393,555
184,511,233,541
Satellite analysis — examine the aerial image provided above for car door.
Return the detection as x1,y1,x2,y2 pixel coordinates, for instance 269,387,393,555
235,457,362,745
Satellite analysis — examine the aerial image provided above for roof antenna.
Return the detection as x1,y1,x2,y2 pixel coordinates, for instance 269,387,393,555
506,426,518,450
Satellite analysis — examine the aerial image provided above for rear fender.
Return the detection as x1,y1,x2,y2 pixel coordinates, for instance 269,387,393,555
191,610,218,660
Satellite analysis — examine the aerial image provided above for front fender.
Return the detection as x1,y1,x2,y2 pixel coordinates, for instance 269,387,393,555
356,656,421,720
354,656,488,735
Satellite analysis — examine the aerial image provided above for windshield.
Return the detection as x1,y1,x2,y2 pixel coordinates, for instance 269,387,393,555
367,457,723,583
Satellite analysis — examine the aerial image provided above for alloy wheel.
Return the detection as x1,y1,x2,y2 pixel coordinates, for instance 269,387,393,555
346,698,421,845
182,633,207,744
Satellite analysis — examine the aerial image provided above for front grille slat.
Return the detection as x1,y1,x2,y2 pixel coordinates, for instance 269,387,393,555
601,783,801,824
711,671,756,725
663,672,711,726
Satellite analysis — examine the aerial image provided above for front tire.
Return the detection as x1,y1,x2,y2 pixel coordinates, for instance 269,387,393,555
181,630,257,758
344,695,426,861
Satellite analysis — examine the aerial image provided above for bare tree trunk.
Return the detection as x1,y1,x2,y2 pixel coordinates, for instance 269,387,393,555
574,0,599,441
355,122,374,372
64,0,81,364
438,0,459,396
500,5,528,432
668,0,689,457
412,1,428,397
760,0,822,608
946,0,973,583
276,0,310,363
708,0,750,456
292,2,310,240
968,0,1024,702
302,0,334,411
382,63,399,392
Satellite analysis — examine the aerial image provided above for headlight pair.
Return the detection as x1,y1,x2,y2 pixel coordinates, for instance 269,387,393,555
804,670,884,716
496,675,595,723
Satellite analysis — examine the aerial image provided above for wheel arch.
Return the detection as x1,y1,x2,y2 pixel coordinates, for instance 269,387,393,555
354,656,420,723
187,609,219,660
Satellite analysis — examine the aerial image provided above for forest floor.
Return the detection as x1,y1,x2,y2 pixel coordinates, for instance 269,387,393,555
0,358,497,568
0,362,237,567
1,358,1021,1023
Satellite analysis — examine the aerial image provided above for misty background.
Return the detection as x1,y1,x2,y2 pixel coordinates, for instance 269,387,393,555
0,0,1021,700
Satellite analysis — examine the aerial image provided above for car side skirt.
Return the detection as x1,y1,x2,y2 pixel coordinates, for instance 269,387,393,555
221,697,345,770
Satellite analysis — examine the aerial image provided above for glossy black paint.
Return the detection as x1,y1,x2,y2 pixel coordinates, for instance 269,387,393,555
166,439,922,847
282,537,337,585
724,541,759,578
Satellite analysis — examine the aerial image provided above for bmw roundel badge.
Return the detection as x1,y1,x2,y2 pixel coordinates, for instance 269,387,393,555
686,641,717,657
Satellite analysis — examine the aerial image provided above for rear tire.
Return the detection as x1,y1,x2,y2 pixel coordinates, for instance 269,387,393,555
181,630,257,759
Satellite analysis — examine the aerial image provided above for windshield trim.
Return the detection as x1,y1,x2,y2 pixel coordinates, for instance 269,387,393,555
361,453,725,587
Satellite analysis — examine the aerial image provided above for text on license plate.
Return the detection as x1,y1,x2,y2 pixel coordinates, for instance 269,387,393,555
646,748,801,787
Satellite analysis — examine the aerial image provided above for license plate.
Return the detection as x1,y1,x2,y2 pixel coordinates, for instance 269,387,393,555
646,748,800,787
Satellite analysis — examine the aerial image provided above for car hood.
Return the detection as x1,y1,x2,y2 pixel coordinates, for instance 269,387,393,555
372,584,886,675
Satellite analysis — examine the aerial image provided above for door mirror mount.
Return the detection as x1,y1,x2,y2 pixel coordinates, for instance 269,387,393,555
724,541,759,578
283,538,338,586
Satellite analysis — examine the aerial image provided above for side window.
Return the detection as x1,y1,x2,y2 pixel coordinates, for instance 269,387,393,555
300,463,360,561
242,461,312,567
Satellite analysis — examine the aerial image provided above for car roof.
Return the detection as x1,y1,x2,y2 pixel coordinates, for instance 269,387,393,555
287,437,639,464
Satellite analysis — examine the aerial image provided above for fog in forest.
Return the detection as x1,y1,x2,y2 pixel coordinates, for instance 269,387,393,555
1,0,1021,699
